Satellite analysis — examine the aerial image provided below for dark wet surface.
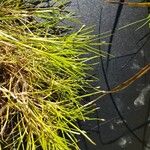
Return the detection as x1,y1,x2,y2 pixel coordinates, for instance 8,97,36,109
70,0,150,150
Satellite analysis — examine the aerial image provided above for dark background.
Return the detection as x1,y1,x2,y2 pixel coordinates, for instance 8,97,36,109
69,0,150,150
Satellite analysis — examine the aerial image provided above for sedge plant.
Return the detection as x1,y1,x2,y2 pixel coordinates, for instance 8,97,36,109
0,0,104,150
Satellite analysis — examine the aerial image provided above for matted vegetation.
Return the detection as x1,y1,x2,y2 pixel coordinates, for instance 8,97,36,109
0,0,105,149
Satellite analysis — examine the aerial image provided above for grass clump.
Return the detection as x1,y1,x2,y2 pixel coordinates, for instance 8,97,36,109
0,0,101,149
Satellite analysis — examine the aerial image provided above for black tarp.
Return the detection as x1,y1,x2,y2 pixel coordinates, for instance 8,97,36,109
70,0,150,150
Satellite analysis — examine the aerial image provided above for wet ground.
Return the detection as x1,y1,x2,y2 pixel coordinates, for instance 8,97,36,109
70,0,150,150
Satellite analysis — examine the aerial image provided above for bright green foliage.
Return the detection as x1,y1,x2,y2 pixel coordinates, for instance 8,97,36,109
0,0,102,149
